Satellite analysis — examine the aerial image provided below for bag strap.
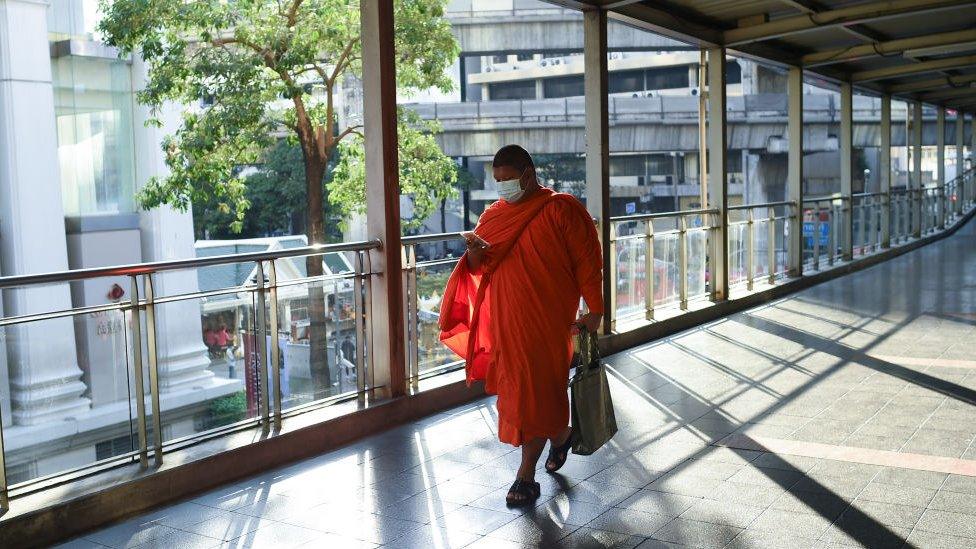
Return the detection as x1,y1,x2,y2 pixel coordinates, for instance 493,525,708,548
575,325,600,371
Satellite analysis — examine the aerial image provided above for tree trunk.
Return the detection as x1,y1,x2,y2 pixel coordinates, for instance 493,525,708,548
304,159,332,397
440,200,448,256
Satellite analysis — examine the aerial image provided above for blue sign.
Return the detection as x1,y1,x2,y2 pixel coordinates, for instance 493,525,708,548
625,202,636,214
802,221,829,246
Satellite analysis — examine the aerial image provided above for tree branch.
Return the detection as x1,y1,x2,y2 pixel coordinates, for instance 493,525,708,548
286,0,304,26
329,36,360,84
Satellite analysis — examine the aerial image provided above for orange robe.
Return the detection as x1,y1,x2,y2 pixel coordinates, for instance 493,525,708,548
439,188,603,446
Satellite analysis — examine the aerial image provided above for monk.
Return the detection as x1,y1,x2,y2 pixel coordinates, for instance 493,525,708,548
439,144,603,506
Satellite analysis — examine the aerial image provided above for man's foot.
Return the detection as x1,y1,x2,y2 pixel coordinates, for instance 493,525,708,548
545,427,573,474
505,479,541,507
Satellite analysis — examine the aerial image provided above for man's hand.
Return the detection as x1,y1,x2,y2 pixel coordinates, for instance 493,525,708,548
461,231,489,270
575,312,602,334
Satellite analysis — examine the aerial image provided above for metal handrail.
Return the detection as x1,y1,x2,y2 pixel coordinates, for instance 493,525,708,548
0,240,381,290
803,194,848,203
610,207,719,223
727,200,795,211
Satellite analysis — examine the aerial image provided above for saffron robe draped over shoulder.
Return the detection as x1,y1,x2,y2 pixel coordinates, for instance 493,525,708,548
438,188,604,446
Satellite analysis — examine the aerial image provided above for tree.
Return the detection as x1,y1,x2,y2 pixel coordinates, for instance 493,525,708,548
192,140,342,240
535,153,586,199
100,0,460,391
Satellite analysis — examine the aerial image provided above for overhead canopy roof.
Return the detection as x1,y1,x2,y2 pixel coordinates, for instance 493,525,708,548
556,0,976,113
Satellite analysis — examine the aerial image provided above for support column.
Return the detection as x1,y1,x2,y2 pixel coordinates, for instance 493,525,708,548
956,110,965,215
0,0,89,425
913,101,923,237
706,47,728,301
936,106,946,228
880,95,892,248
840,82,853,261
132,58,223,394
361,0,405,398
583,9,612,334
787,66,804,276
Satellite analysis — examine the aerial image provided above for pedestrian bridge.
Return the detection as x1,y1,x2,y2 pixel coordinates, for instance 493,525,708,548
39,189,976,549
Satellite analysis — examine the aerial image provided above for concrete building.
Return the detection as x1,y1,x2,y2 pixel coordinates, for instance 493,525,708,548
0,0,237,483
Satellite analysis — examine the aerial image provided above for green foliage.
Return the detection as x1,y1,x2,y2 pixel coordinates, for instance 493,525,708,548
193,140,342,240
535,153,586,199
208,391,247,427
99,0,461,237
329,109,458,231
416,268,452,304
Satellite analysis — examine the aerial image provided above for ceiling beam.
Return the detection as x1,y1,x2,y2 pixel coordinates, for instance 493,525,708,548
803,29,976,67
609,2,723,47
852,54,976,83
724,0,972,46
888,73,976,94
917,86,976,102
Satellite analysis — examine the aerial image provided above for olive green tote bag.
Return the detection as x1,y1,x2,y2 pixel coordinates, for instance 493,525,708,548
570,326,618,455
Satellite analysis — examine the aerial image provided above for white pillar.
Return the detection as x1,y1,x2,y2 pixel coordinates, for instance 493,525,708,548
0,0,89,425
840,82,853,260
131,57,219,393
787,66,803,275
707,47,728,301
584,9,611,333
912,101,923,237
936,106,946,228
880,95,891,248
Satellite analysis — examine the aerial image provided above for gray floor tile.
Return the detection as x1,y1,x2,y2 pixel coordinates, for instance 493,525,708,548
858,482,938,508
841,499,924,529
563,480,640,507
727,529,821,549
552,528,646,549
52,540,112,549
872,467,949,490
616,489,700,518
219,523,322,549
131,529,221,549
585,508,671,537
750,507,834,539
679,499,764,529
372,491,464,522
818,520,911,548
178,514,272,542
435,505,520,535
927,490,976,515
942,474,976,495
84,520,181,548
650,517,742,547
539,496,612,527
382,524,481,548
905,528,976,549
485,514,580,545
915,508,976,539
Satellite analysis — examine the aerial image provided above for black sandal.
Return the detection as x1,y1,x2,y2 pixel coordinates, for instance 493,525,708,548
545,432,574,473
505,479,541,507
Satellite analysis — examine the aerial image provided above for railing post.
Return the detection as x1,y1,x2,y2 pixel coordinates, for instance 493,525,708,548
142,273,163,465
679,216,689,310
937,106,946,229
608,222,618,332
880,95,891,248
268,260,281,423
787,66,804,276
362,0,405,399
584,8,612,335
768,210,776,284
746,210,755,291
913,101,923,238
856,197,865,256
707,46,729,301
957,112,965,216
813,205,821,271
353,252,367,406
129,276,148,467
644,221,654,321
828,203,837,266
254,264,270,427
840,82,854,261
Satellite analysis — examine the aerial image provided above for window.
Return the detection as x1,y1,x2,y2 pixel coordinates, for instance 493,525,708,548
492,54,508,64
647,155,674,176
543,75,584,98
610,155,646,177
645,66,689,90
488,80,536,100
609,70,644,94
727,61,742,85
96,433,137,460
516,53,534,61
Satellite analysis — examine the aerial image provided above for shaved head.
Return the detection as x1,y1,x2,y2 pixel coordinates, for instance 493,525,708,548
492,144,534,173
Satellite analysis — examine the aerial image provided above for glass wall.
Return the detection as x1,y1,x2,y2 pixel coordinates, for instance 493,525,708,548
52,56,137,216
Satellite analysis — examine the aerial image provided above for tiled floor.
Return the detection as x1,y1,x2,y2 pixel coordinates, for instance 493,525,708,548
59,220,976,548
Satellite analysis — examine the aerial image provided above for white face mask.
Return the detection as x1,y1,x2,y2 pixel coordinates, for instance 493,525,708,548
496,173,525,203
